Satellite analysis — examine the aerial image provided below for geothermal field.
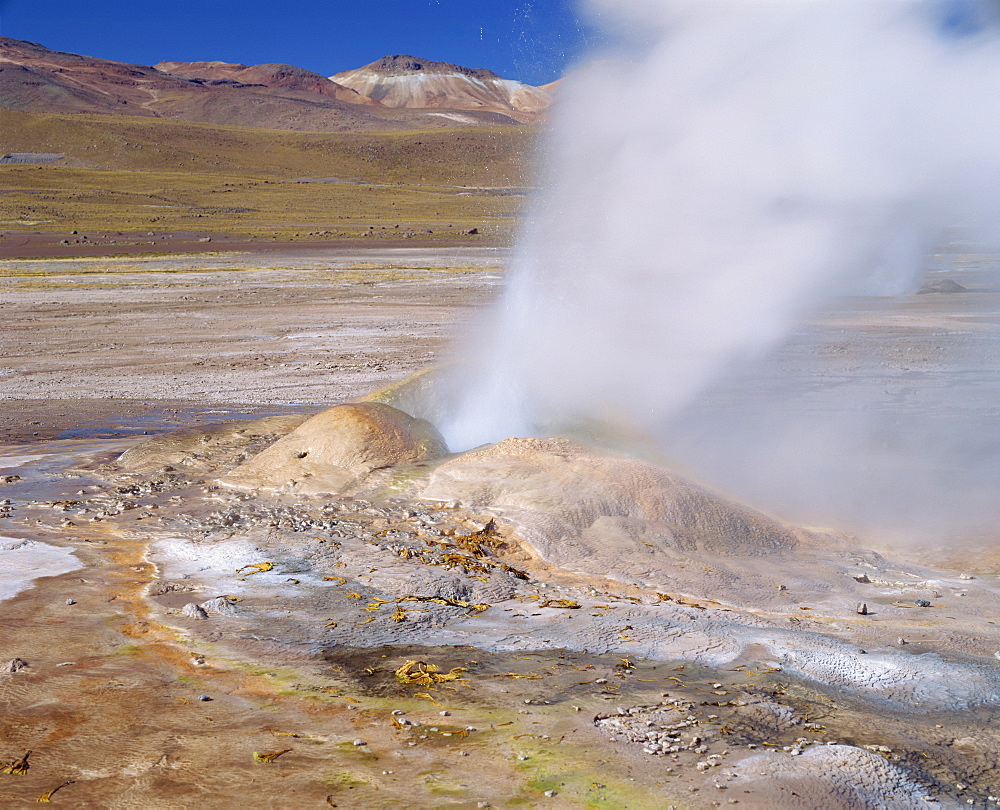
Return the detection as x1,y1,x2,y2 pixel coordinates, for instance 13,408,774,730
5,1,1000,809
2,244,1000,809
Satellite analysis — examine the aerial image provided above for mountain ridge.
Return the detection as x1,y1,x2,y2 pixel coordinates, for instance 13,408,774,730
0,36,555,131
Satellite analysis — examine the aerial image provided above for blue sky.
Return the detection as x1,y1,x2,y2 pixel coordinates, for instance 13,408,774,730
0,0,591,85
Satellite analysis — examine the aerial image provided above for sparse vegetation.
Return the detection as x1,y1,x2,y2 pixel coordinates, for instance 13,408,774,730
0,110,538,240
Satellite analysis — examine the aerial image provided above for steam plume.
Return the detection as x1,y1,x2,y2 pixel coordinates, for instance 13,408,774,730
442,0,1000,540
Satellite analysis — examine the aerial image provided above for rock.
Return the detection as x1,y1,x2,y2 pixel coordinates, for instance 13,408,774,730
5,658,29,673
223,402,448,494
917,278,968,294
180,602,209,620
198,694,212,701
352,739,366,746
200,596,240,616
856,602,868,615
915,599,931,608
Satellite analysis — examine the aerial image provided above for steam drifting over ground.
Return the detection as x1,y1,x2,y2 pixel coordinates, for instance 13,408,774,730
443,0,1000,542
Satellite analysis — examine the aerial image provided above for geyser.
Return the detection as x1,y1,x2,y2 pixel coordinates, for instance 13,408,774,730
442,0,1000,540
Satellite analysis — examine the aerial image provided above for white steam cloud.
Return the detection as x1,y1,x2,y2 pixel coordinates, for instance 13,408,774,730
441,0,1000,540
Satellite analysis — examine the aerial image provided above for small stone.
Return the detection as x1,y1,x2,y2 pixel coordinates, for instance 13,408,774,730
915,599,931,608
854,573,871,583
66,598,76,605
391,709,405,716
352,739,365,746
517,754,530,761
5,658,29,673
595,678,608,685
543,790,556,798
856,602,868,615
198,694,212,701
439,710,450,716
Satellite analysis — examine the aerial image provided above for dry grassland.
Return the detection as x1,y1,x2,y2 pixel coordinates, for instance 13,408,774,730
0,110,538,240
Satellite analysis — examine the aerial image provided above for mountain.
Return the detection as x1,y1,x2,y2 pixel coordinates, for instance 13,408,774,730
331,55,554,123
154,60,379,106
0,37,529,131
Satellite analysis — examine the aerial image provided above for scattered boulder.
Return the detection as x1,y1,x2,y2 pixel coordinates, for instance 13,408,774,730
223,402,447,494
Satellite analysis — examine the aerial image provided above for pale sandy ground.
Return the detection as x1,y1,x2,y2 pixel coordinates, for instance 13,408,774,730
2,248,1000,808
0,247,503,442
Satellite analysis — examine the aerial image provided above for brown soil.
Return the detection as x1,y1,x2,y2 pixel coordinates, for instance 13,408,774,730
0,231,468,260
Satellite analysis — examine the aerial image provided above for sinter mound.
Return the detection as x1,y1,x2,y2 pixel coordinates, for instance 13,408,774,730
418,436,802,560
222,402,447,494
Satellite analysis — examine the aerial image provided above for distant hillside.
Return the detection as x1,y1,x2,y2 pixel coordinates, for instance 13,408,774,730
0,108,535,243
154,60,380,106
0,37,537,131
332,54,553,123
